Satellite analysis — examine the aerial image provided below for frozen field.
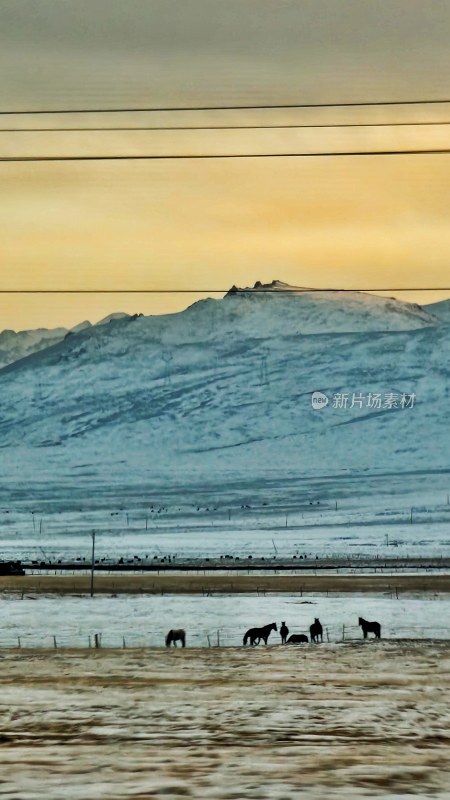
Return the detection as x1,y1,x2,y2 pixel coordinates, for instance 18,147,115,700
2,591,450,648
1,641,450,799
2,484,450,565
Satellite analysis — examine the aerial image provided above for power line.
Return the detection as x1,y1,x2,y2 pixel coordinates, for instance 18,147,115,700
1,121,449,133
1,148,449,163
0,288,449,294
0,98,449,116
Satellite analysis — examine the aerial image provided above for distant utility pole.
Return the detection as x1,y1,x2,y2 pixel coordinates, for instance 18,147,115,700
162,349,173,387
90,531,96,597
259,348,269,386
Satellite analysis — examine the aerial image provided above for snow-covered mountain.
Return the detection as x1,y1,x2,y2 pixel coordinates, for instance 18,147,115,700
0,284,448,515
224,281,438,333
0,312,130,369
0,325,70,370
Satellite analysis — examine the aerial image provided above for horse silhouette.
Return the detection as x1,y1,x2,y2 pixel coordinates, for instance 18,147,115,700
310,618,323,643
243,622,277,646
280,622,289,644
165,628,186,647
286,634,308,644
359,617,381,639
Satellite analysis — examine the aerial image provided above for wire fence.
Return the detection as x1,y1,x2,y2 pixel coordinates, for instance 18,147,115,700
1,623,449,650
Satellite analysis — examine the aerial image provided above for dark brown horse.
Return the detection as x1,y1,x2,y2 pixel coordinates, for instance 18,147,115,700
359,617,381,639
286,634,308,644
243,622,277,646
280,622,289,644
310,618,323,643
165,628,186,647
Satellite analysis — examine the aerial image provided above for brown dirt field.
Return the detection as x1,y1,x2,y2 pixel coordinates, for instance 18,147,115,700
1,571,450,595
1,641,450,798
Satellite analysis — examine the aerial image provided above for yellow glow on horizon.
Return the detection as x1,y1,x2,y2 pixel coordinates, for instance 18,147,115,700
1,125,449,330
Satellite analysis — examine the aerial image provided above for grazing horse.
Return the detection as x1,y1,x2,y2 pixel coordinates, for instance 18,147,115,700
243,622,277,646
286,634,308,644
165,628,186,647
310,618,323,643
359,617,381,639
280,622,289,644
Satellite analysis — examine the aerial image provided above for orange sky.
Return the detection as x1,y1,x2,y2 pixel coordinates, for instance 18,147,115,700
1,0,449,330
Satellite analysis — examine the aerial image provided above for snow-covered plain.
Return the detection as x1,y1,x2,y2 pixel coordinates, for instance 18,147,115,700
1,591,450,648
1,476,450,563
1,641,450,799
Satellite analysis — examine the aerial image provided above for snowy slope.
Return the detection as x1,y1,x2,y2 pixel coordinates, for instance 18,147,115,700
0,284,448,514
0,313,131,369
0,325,70,369
425,299,450,323
224,281,438,333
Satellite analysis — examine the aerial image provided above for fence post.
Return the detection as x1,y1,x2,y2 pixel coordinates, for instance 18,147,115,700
88,635,92,648
216,630,220,647
53,635,57,649
17,636,21,649
122,636,126,649
94,633,101,649
326,627,330,642
342,624,345,641
90,531,96,597
207,634,211,648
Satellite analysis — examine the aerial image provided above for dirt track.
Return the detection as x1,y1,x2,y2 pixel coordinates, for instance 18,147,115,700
1,641,450,798
1,570,450,595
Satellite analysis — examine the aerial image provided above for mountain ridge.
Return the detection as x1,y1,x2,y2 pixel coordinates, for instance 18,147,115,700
0,312,131,369
2,284,448,373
